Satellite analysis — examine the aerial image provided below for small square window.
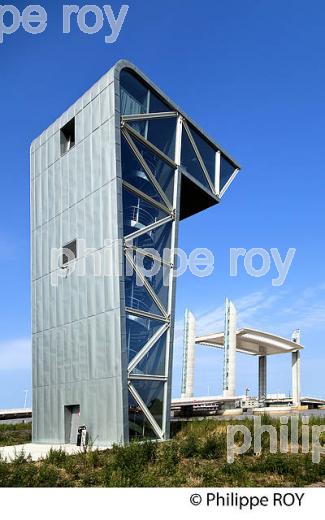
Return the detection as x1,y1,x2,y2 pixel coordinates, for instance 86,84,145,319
60,118,75,155
62,239,77,266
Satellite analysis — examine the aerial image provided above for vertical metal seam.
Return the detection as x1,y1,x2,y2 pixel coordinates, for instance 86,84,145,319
161,115,183,438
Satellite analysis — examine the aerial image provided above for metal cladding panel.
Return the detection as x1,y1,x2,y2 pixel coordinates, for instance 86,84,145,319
31,67,126,446
32,320,125,443
33,375,124,445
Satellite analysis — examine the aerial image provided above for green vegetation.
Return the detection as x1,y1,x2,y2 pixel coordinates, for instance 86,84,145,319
0,417,325,487
0,423,31,447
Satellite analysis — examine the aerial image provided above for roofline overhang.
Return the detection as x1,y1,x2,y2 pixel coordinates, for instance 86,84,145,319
32,59,241,175
195,327,303,355
113,59,241,170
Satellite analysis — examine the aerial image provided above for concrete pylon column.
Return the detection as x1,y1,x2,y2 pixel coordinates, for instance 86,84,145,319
291,329,301,407
258,355,267,402
292,350,301,406
223,298,236,397
181,309,196,398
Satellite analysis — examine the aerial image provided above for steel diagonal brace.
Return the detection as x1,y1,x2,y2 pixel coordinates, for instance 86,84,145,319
128,382,164,439
121,127,174,211
124,249,168,318
182,119,216,195
127,321,170,373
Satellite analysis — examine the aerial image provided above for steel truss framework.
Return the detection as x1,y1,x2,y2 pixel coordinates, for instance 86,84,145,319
120,102,238,440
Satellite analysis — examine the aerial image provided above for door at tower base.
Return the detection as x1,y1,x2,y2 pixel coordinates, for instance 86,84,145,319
64,405,80,444
30,60,240,446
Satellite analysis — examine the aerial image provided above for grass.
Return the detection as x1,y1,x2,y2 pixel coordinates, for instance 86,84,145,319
0,423,31,447
0,416,325,487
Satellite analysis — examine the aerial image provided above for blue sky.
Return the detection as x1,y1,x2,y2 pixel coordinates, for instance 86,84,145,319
0,0,325,407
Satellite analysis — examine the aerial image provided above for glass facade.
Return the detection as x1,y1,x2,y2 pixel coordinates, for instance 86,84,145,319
121,70,177,441
120,69,239,441
126,314,164,363
220,155,237,191
132,334,167,375
120,69,173,115
121,135,175,204
123,188,168,236
128,118,177,159
128,392,157,440
190,125,216,183
181,129,211,189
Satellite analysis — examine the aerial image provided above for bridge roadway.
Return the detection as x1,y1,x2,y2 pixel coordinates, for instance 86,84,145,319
1,398,325,424
171,396,325,418
0,408,32,423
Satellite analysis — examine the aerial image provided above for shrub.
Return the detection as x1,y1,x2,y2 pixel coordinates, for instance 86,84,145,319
36,463,62,487
11,449,31,465
103,441,157,487
156,442,180,475
179,432,200,458
256,453,299,476
8,463,37,487
200,433,227,460
43,448,67,468
220,460,249,486
0,459,10,486
86,448,101,468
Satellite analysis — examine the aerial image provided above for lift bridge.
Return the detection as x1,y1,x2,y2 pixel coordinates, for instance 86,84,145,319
172,300,325,418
